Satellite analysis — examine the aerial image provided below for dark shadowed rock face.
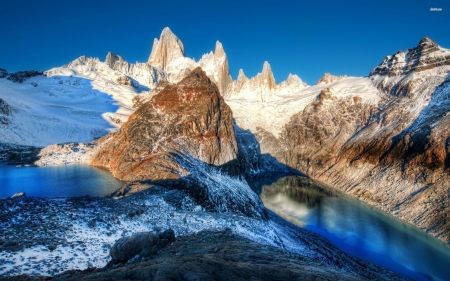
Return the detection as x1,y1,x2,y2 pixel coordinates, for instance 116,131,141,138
7,70,43,83
0,98,11,116
0,68,7,78
91,67,237,181
0,98,11,125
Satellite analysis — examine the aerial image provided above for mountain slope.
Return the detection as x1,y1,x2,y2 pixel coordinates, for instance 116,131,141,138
254,37,450,242
0,64,137,147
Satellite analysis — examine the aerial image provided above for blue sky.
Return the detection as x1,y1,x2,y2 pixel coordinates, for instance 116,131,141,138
0,0,448,85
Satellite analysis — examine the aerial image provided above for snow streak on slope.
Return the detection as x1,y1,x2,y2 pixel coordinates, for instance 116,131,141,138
0,61,138,147
226,77,381,138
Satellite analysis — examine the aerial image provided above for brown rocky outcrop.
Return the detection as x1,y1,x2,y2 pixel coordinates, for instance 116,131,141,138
116,75,133,86
91,67,237,181
132,80,170,109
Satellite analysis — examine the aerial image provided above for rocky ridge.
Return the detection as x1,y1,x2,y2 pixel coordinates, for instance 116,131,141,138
90,67,238,181
147,27,185,71
226,61,308,101
0,193,406,280
256,37,450,242
316,72,345,85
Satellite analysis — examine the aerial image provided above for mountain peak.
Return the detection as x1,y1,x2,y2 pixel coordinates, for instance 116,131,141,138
161,27,175,37
215,41,226,58
148,27,185,70
179,67,212,87
418,36,437,46
316,73,342,85
105,52,124,69
262,61,272,74
286,73,302,83
237,69,248,81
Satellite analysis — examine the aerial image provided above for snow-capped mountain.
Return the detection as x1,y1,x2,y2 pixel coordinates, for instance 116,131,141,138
0,63,137,147
1,27,450,244
256,37,450,243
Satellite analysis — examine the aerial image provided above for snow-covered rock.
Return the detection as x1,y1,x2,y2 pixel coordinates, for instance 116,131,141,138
316,73,345,85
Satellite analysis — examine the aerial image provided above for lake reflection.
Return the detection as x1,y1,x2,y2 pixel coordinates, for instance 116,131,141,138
257,175,450,281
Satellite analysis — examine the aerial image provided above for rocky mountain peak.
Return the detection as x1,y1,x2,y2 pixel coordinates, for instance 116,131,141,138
261,61,272,75
418,36,437,47
286,73,304,84
214,41,226,58
237,69,248,83
105,52,124,69
258,61,276,86
91,66,237,181
316,73,342,85
370,36,449,77
177,66,212,88
148,27,185,70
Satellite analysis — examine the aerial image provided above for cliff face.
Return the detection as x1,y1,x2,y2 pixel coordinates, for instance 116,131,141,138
91,67,237,181
147,27,185,71
260,37,450,242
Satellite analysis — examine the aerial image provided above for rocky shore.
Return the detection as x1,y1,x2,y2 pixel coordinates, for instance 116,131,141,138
0,186,406,280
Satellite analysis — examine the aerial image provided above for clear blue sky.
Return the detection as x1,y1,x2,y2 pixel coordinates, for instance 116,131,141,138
0,0,448,85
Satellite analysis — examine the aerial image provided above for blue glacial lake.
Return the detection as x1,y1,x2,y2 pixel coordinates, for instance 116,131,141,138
0,163,123,198
252,175,450,281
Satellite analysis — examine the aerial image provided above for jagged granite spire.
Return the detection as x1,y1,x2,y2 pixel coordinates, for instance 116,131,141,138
258,61,277,91
105,52,124,69
213,41,232,95
148,27,185,70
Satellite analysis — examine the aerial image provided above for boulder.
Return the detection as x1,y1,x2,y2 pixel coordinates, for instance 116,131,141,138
110,232,159,263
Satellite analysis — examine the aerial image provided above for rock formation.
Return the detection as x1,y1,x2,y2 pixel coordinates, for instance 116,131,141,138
227,62,308,101
0,98,11,125
370,37,450,77
105,52,124,69
91,67,237,181
316,73,344,85
148,27,185,71
197,41,233,96
6,70,43,83
227,61,276,101
132,80,171,109
254,37,450,243
278,73,307,95
0,68,7,78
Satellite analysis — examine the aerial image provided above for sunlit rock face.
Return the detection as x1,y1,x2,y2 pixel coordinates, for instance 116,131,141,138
316,73,344,85
91,67,238,181
148,27,186,71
